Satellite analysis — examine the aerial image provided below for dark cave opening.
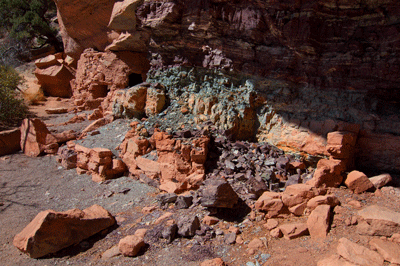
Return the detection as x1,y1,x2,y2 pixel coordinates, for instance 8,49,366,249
128,73,143,87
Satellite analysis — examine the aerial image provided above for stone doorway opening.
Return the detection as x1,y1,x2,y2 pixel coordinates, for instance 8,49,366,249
128,73,143,87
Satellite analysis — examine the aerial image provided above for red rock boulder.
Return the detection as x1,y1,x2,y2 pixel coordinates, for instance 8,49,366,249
35,64,74,98
13,205,116,258
0,128,21,156
20,118,58,156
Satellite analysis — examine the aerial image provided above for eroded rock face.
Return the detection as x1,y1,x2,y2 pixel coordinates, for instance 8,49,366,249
13,205,116,258
111,83,167,119
139,0,400,89
139,0,400,173
55,0,116,59
55,0,400,173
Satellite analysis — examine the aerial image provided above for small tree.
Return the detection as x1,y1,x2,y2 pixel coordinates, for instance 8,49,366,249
0,64,28,128
0,0,62,52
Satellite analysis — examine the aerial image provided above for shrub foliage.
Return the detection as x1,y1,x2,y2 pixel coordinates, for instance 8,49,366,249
0,64,27,127
0,0,61,51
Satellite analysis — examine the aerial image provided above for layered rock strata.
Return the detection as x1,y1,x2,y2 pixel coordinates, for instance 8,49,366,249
54,0,400,174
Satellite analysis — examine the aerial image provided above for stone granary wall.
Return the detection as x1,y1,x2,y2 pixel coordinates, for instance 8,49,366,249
53,0,400,174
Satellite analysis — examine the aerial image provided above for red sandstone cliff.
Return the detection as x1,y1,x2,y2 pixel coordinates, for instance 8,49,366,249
53,0,400,174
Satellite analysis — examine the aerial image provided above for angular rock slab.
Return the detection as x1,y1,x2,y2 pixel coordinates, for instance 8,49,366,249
20,118,58,157
358,205,400,224
118,235,145,257
357,205,400,236
307,204,331,238
279,223,309,240
200,178,239,208
336,237,384,266
345,170,374,194
0,128,21,156
370,238,400,264
369,173,392,189
34,64,74,97
13,205,116,258
317,254,357,266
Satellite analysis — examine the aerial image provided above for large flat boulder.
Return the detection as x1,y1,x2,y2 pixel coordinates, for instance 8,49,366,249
34,64,74,98
13,205,115,258
337,237,383,266
357,205,400,236
358,205,400,225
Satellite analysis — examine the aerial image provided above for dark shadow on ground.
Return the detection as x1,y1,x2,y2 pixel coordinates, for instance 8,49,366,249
41,223,119,259
0,181,39,212
209,199,251,223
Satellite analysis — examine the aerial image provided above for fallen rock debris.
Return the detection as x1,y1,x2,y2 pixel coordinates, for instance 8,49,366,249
6,117,398,265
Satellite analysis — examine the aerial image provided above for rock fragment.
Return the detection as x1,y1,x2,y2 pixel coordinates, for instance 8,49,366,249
248,237,264,249
162,223,178,243
118,235,145,257
369,173,392,189
0,128,21,156
200,178,239,208
58,147,77,169
307,205,331,238
345,170,374,193
264,219,279,230
175,195,193,209
317,254,357,266
157,193,178,206
200,258,226,266
102,245,121,259
202,216,219,226
336,237,384,266
13,205,116,258
369,238,400,264
307,195,340,211
357,205,400,236
177,215,200,237
279,223,309,240
255,191,283,218
307,158,345,188
20,118,58,156
45,107,68,114
224,232,236,244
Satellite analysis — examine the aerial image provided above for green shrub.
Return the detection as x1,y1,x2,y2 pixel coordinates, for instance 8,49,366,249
0,0,62,52
0,64,28,127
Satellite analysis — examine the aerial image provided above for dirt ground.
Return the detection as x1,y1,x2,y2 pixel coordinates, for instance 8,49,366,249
1,73,400,266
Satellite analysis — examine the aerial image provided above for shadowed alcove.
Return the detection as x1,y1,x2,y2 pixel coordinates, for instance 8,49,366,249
128,73,143,87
